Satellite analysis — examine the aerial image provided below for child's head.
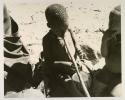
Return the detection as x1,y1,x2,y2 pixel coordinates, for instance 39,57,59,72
108,5,121,34
45,4,68,36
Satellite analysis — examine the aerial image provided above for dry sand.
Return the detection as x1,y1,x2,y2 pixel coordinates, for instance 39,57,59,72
5,0,121,69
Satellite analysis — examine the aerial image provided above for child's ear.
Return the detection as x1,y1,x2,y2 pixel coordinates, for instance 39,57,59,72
47,23,51,28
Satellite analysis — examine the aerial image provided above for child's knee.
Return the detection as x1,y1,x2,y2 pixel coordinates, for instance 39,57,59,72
110,83,122,97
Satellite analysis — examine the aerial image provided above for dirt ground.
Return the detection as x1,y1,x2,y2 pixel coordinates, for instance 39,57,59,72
5,0,121,69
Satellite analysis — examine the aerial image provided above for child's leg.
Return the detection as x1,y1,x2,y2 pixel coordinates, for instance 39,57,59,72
52,63,84,97
92,66,116,97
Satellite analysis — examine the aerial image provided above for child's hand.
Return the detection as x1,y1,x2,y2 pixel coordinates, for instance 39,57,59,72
103,29,120,41
103,32,113,41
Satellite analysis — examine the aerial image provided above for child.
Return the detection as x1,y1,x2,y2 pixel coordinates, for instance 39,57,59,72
4,5,32,95
42,4,89,97
93,5,121,96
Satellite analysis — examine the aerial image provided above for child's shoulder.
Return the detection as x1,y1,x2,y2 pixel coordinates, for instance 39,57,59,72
43,31,55,42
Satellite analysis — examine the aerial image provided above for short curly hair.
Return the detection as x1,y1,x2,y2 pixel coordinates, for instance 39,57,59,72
45,4,68,26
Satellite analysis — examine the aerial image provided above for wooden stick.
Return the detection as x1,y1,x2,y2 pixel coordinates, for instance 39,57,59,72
64,38,91,97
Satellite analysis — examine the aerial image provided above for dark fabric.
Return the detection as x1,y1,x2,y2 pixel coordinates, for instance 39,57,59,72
95,66,121,96
42,63,87,97
96,66,121,85
10,17,19,34
105,35,121,73
4,63,32,93
44,62,76,80
4,17,32,94
4,37,29,58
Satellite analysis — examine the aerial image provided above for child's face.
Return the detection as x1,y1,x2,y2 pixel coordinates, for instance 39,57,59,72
51,21,68,37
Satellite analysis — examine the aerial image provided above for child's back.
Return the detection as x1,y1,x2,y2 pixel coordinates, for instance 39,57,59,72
42,4,89,97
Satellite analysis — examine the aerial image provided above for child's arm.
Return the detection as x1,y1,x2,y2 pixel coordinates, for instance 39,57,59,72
101,31,115,57
42,37,53,63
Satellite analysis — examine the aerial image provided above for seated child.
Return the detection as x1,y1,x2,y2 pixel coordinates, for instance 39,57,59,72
93,5,121,97
4,5,32,95
42,4,89,97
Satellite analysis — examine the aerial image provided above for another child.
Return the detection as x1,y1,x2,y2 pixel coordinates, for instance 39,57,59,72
4,5,32,95
93,5,121,96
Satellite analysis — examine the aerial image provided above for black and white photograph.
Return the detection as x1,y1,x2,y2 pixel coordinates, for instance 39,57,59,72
3,0,123,98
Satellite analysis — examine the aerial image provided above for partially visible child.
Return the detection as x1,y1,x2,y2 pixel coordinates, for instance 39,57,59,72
101,5,121,73
93,5,121,96
4,5,45,98
42,4,89,97
4,5,32,95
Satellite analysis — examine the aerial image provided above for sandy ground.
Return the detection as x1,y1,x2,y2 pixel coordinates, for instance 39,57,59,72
5,0,121,69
